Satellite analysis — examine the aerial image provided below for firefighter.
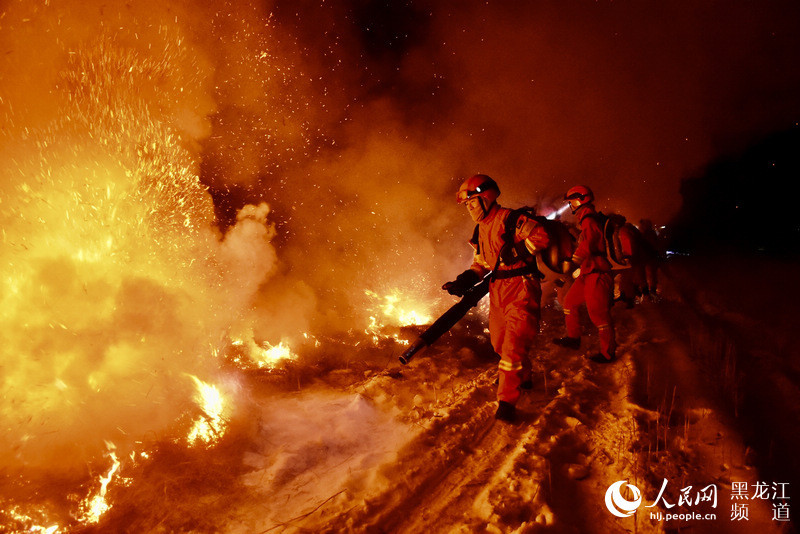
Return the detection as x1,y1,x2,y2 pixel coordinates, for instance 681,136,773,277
553,185,617,363
442,174,550,422
638,219,662,300
553,222,580,312
607,213,639,308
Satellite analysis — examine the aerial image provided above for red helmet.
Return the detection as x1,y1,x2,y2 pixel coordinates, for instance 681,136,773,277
565,185,594,213
456,174,500,205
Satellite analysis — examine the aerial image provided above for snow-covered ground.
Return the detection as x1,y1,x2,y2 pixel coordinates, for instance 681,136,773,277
7,255,799,533
215,254,797,534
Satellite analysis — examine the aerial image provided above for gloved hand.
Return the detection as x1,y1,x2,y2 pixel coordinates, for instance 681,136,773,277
442,269,481,297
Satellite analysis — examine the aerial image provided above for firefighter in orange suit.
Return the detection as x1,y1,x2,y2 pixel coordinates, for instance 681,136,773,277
608,213,639,308
638,219,662,300
553,185,617,363
442,174,550,422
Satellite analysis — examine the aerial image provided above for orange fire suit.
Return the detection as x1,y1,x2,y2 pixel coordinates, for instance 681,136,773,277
468,204,549,405
563,206,616,359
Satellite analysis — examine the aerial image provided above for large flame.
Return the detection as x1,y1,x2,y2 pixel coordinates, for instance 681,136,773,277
365,288,433,327
0,0,451,529
0,21,273,474
186,376,228,447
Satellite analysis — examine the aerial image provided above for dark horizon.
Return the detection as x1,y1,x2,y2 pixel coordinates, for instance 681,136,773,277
667,124,800,256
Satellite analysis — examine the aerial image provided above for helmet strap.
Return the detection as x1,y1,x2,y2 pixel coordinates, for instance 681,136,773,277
478,197,488,216
571,201,592,215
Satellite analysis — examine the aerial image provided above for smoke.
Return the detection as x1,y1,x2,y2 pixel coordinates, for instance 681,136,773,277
229,0,800,338
251,0,800,230
261,121,474,335
0,0,283,472
238,392,413,528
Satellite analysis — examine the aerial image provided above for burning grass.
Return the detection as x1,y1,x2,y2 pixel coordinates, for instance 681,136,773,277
80,432,254,533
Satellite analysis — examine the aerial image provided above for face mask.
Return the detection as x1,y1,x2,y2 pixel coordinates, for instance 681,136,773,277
466,197,487,222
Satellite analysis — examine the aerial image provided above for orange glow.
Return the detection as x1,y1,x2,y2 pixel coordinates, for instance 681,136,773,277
2,507,59,534
0,14,289,534
365,289,433,327
186,376,228,447
0,17,286,481
77,444,121,524
229,329,299,370
364,288,433,344
0,28,227,473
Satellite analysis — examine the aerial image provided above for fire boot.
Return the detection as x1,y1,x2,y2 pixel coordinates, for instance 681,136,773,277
553,336,580,350
495,401,516,422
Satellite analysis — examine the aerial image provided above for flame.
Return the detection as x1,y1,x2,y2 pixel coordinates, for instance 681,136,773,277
78,443,121,525
2,507,60,533
0,19,286,486
364,288,432,344
0,27,232,475
303,331,322,348
365,289,432,327
255,340,298,368
229,329,299,369
0,2,297,528
186,376,227,446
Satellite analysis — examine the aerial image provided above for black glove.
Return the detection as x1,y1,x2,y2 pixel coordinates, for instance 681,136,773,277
442,269,481,297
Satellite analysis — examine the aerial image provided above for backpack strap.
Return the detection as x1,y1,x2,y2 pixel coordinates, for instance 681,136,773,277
470,224,480,251
499,209,523,265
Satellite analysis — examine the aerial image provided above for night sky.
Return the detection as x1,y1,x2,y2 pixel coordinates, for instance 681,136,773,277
261,0,800,254
2,0,799,269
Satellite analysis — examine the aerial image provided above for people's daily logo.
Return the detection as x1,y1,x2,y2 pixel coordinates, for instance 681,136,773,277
603,478,790,523
604,480,642,517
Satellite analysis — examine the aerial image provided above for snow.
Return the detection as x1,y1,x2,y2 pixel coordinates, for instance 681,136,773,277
235,392,414,531
9,255,798,533
208,255,795,533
